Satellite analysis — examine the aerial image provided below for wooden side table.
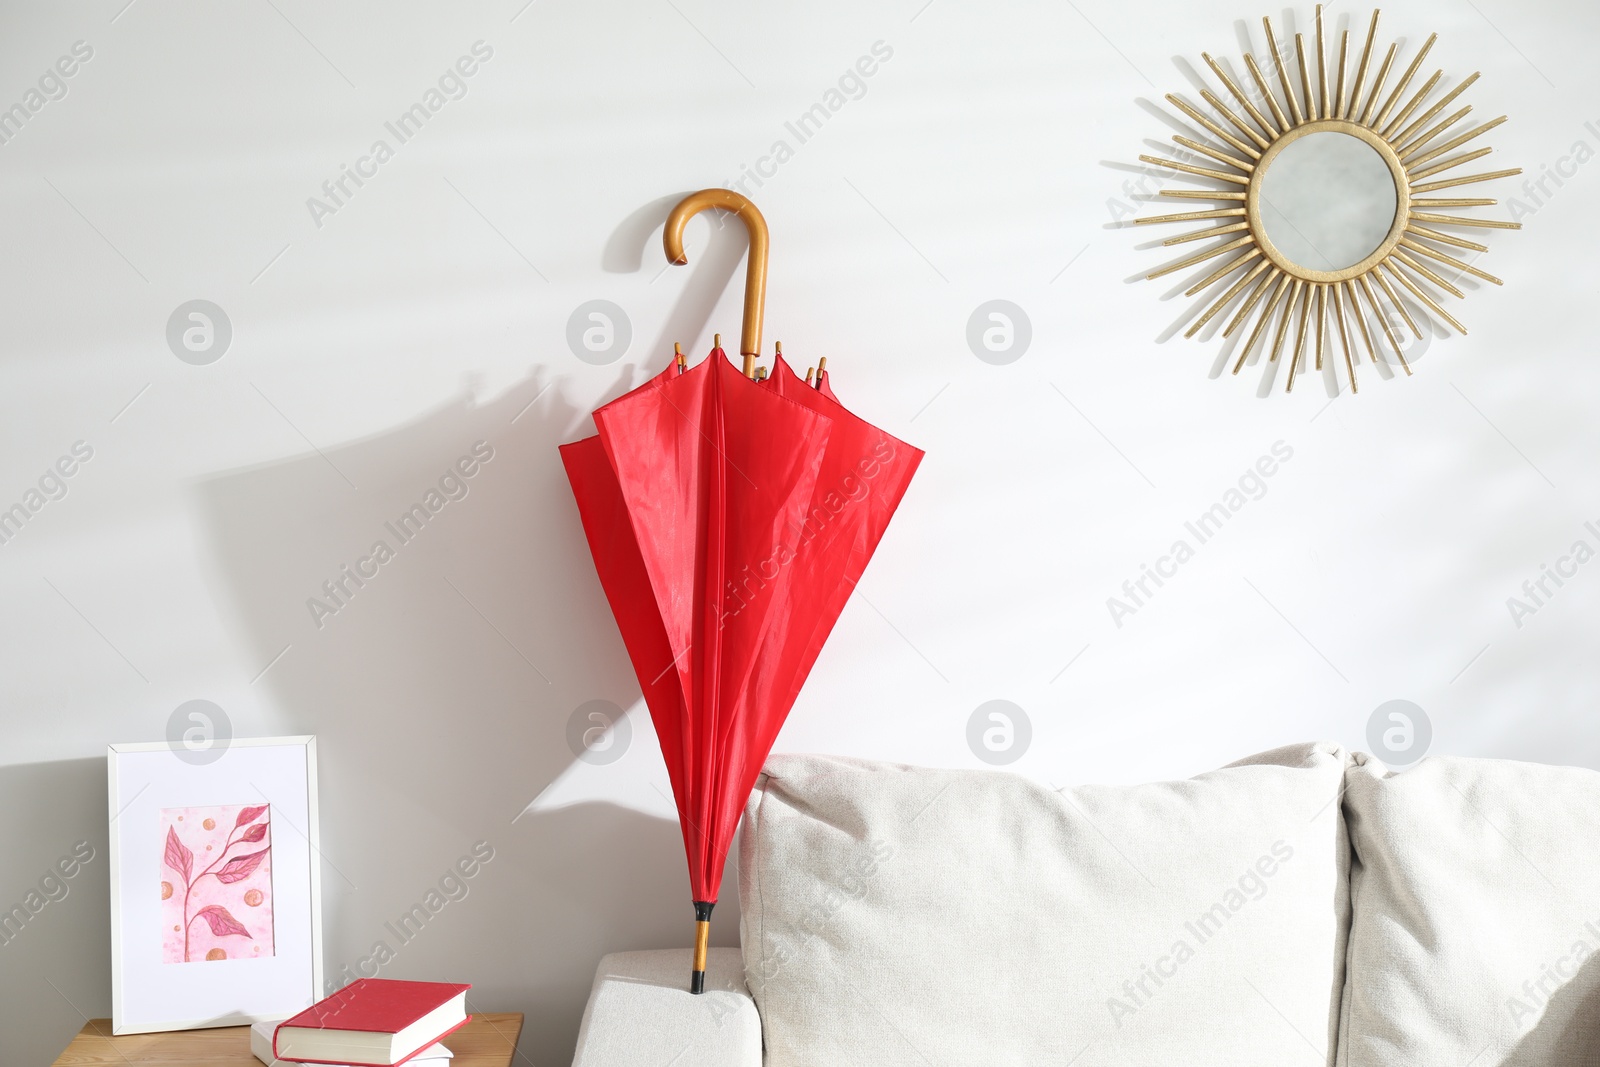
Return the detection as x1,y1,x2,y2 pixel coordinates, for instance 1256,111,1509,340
50,1012,523,1067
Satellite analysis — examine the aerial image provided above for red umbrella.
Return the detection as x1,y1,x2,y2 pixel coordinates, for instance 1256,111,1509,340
559,189,922,992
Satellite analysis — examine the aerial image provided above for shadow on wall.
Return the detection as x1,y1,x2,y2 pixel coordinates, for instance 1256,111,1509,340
0,758,111,1067
186,196,751,1066
1507,951,1600,1066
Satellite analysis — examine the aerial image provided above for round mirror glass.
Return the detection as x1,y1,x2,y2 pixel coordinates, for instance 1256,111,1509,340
1257,132,1398,272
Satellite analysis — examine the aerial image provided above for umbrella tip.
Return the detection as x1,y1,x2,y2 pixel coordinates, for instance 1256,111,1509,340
805,366,815,384
775,340,783,356
691,901,714,995
674,341,682,355
714,333,722,350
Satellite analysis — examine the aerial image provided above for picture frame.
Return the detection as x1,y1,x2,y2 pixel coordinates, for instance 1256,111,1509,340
107,735,323,1035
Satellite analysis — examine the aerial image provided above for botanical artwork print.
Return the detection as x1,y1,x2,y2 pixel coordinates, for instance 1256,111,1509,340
159,804,274,963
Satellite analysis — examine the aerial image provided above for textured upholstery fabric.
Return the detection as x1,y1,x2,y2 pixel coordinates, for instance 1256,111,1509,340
740,744,1351,1067
570,948,761,1067
1339,753,1600,1067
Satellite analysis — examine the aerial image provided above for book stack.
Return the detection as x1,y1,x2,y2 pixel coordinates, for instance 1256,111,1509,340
251,979,471,1067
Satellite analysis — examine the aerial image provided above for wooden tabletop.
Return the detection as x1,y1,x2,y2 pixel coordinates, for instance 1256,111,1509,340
51,1012,523,1067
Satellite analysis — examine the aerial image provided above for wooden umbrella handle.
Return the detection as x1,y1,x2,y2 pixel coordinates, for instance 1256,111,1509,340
663,189,769,377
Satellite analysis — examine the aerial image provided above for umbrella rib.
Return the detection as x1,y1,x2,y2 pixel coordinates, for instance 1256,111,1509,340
657,388,760,489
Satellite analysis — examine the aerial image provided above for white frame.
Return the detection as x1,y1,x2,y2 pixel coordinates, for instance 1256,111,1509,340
108,735,323,1034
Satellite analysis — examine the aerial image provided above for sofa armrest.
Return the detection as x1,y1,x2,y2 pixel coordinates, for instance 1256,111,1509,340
571,948,761,1067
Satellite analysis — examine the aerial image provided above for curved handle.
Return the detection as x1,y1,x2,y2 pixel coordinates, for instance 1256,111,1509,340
664,189,769,376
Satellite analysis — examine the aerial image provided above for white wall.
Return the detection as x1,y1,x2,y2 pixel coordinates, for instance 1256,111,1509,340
2,0,1596,1063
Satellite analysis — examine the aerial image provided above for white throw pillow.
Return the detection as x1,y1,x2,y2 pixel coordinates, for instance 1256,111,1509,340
740,743,1350,1067
1339,752,1600,1067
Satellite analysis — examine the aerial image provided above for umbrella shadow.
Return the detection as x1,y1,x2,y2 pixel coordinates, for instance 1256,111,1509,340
190,197,765,1060
604,192,751,363
189,366,726,1038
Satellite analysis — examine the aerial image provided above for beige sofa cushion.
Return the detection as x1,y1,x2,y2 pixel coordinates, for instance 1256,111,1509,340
740,743,1350,1067
1339,752,1600,1067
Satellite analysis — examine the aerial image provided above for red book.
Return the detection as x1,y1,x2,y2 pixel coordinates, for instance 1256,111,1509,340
273,978,472,1066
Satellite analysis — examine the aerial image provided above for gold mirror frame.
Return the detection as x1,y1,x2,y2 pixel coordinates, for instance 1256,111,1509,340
1135,7,1522,393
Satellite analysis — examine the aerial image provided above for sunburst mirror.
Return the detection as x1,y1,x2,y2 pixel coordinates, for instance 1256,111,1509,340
1135,7,1521,393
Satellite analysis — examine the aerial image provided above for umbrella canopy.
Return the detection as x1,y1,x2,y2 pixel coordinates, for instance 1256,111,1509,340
560,189,922,992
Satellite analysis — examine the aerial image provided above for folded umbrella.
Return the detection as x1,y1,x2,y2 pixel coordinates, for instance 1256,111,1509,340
560,189,922,992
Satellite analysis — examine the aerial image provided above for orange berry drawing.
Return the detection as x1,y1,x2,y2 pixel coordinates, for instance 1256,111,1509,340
203,818,216,830
161,881,173,900
206,948,227,961
244,889,264,907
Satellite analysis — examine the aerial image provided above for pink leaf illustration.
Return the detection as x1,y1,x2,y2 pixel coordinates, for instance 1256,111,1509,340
239,822,269,844
235,805,269,828
214,848,269,884
164,825,193,884
194,904,252,939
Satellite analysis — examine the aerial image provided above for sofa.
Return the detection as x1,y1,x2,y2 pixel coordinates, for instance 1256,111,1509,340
570,743,1600,1066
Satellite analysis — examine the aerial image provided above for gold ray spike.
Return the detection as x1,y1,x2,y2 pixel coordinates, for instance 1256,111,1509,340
1381,259,1466,333
1135,207,1248,225
1203,54,1280,139
1234,273,1294,372
1131,8,1521,394
1372,264,1423,339
1404,116,1506,170
1286,283,1314,391
1330,281,1358,391
1342,280,1379,364
1408,224,1489,253
1159,188,1249,200
1381,69,1443,140
1347,10,1381,120
1269,279,1305,363
1398,236,1503,284
1224,268,1283,337
1295,35,1316,122
1396,106,1472,158
1163,222,1253,246
1357,272,1410,373
1185,248,1262,297
1408,211,1521,229
1359,44,1397,125
1391,72,1482,145
1244,52,1291,132
1187,259,1272,337
1316,6,1330,120
1262,18,1303,126
1374,33,1436,130
1167,95,1262,159
1198,89,1272,150
1392,248,1465,297
1332,32,1349,120
1140,154,1251,185
1314,284,1326,371
1173,135,1254,172
1409,147,1495,181
1410,167,1521,194
1144,234,1257,280
1412,197,1497,207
